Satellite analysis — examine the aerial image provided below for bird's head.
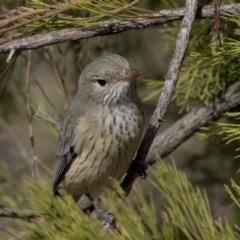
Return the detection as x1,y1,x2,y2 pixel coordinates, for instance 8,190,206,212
77,54,141,105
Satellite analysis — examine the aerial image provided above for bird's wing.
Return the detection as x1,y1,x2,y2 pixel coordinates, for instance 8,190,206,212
52,108,80,195
52,130,77,194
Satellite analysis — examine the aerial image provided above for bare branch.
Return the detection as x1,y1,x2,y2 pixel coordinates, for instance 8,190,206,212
121,0,198,194
211,0,223,51
0,212,38,222
0,3,239,53
0,51,20,99
34,106,61,130
0,204,39,222
146,80,240,165
48,47,69,104
25,50,40,180
33,76,58,112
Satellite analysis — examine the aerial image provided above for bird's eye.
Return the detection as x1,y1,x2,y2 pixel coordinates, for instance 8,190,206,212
96,79,107,87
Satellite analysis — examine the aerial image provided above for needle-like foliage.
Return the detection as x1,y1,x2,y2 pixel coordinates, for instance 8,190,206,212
7,157,237,240
144,0,240,112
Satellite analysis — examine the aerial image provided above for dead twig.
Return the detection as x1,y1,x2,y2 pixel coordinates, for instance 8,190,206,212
0,51,20,100
211,0,223,52
0,204,39,223
0,212,38,222
25,50,40,180
34,106,61,130
33,76,58,112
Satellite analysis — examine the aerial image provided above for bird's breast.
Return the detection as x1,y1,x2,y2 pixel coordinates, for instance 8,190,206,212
63,104,144,196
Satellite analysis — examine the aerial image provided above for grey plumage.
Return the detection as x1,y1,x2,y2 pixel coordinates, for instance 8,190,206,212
52,54,144,200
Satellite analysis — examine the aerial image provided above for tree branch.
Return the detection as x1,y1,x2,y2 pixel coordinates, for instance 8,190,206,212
25,50,36,179
146,80,240,166
0,213,38,222
0,204,39,222
0,3,239,53
121,0,198,195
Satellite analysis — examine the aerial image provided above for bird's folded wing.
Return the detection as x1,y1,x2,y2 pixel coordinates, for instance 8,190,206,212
52,130,77,194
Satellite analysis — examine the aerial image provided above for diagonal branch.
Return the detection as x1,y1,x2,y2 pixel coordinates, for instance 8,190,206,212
0,212,38,222
146,80,240,166
0,204,39,222
0,3,239,53
121,0,198,195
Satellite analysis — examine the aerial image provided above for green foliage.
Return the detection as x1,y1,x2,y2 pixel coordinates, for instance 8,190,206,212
174,42,238,112
144,1,240,112
1,0,240,239
226,179,240,210
0,163,33,240
149,157,237,240
200,112,240,158
8,158,236,240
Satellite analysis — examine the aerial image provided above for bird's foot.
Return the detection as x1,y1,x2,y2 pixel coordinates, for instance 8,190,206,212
129,161,147,179
85,194,116,228
100,210,116,228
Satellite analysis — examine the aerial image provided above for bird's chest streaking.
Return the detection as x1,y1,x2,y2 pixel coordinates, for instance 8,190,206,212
63,104,144,196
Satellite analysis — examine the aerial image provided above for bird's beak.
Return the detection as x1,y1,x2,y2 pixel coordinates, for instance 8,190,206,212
118,68,141,82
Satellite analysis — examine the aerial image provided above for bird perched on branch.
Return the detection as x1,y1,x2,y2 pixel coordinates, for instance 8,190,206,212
51,54,144,225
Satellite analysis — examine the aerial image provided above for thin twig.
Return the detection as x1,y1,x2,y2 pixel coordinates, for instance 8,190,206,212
121,0,198,194
34,156,52,174
49,47,69,104
34,108,61,130
6,46,17,63
0,213,38,222
0,3,239,53
211,0,223,52
213,197,240,220
33,76,58,112
25,50,38,179
0,51,20,100
0,204,39,222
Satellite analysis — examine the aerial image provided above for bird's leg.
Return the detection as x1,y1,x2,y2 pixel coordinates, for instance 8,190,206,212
85,193,116,228
128,161,148,179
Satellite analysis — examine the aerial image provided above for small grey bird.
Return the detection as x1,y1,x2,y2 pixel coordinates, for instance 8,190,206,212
52,54,144,212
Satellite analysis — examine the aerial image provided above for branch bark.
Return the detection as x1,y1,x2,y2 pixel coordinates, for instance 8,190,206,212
121,0,198,195
0,3,239,53
0,204,38,222
146,80,240,166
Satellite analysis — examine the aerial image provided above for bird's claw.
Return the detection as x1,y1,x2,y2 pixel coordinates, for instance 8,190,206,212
85,193,116,228
101,211,116,228
129,161,148,179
